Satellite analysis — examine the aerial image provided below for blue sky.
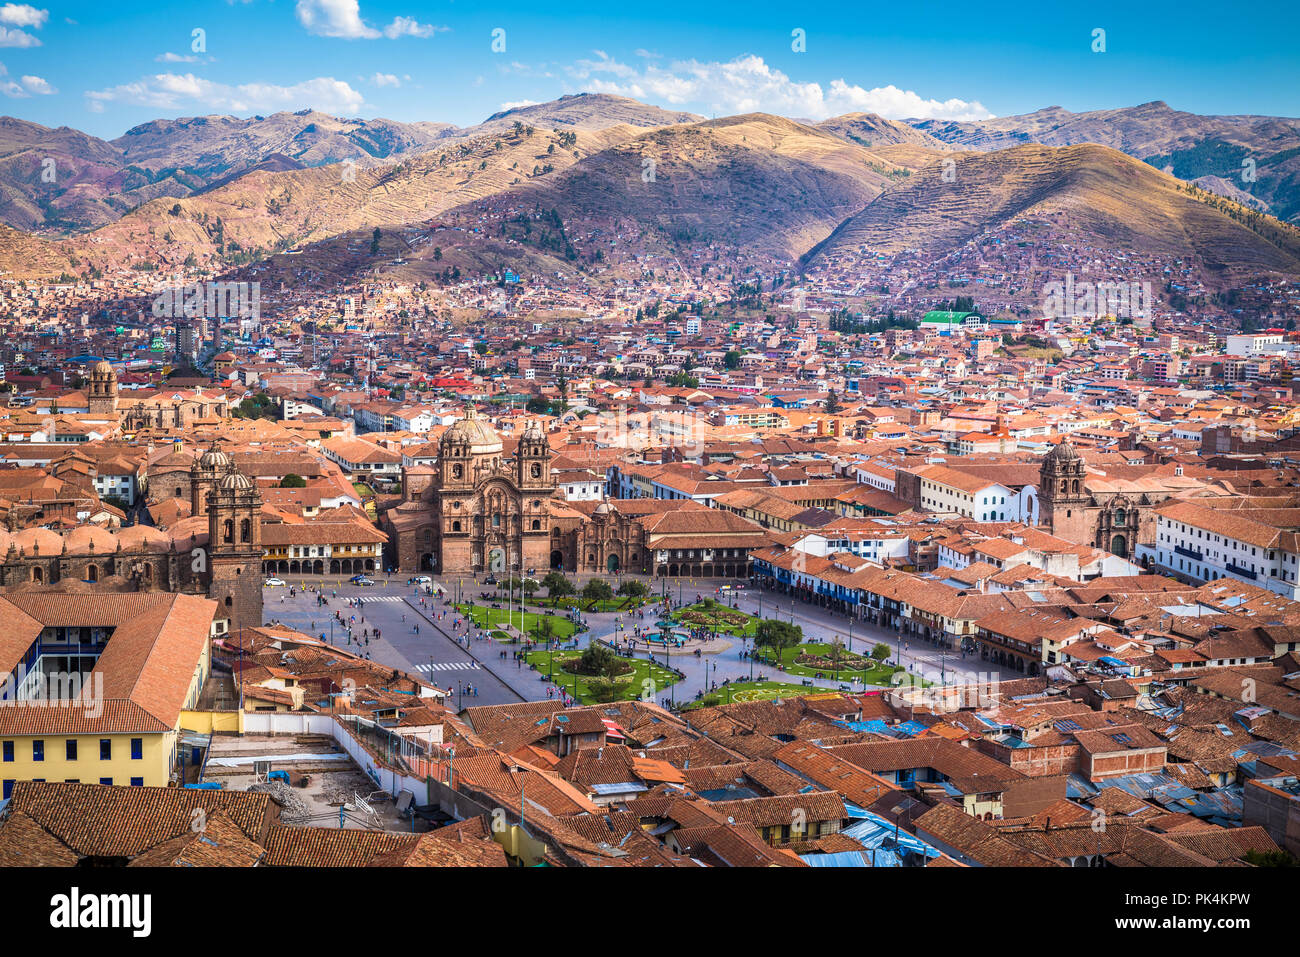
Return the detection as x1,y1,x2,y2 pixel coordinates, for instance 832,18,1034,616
2,0,1298,138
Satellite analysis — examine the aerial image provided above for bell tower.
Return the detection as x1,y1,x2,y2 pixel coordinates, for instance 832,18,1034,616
190,442,230,517
206,462,263,634
86,360,118,417
516,420,551,489
1039,438,1090,544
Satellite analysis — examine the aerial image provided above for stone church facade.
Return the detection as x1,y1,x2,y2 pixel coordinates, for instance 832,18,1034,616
85,359,230,433
383,414,556,575
1039,439,1193,562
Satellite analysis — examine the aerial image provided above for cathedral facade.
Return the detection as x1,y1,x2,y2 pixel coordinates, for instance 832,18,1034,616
383,414,556,575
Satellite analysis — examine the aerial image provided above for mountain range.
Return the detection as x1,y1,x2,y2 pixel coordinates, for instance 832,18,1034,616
1,94,1298,294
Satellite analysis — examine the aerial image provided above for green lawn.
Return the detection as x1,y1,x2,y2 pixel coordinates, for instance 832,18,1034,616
456,603,577,640
672,600,758,637
524,648,680,704
681,681,836,709
752,641,902,684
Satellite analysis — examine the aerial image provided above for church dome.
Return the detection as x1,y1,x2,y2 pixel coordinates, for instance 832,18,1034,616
441,411,503,455
199,445,231,470
521,419,546,442
1046,439,1080,463
92,360,114,377
219,468,254,491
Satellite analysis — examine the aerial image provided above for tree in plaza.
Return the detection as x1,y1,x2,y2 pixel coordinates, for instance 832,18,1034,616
617,579,649,598
582,577,614,602
871,642,891,662
522,577,539,599
753,619,803,662
575,642,625,679
828,639,847,663
542,571,575,598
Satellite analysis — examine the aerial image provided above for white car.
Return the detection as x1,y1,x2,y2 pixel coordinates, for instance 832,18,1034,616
413,575,432,585
263,578,286,587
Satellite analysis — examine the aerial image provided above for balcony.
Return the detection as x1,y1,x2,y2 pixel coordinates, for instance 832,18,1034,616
1174,544,1204,562
1225,562,1257,581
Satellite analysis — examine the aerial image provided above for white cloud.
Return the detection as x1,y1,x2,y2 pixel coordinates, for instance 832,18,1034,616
296,0,379,39
499,99,540,111
0,69,55,96
566,53,991,122
156,52,203,63
0,25,39,46
370,72,401,87
85,73,365,115
0,4,47,28
19,73,53,93
296,1,443,40
382,16,443,39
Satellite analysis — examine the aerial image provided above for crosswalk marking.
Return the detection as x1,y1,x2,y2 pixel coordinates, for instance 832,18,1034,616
415,661,481,672
351,595,408,603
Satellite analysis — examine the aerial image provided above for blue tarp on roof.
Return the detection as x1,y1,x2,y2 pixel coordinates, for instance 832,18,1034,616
800,850,872,867
837,719,893,735
841,811,942,863
895,721,928,737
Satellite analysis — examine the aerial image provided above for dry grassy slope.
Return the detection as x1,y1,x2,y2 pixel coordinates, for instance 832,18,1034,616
112,111,452,171
804,142,1300,274
490,113,899,258
817,112,947,150
912,101,1300,223
0,125,642,277
0,224,78,276
454,93,704,139
913,101,1300,159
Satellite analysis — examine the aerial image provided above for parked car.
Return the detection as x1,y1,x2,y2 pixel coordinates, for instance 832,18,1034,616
263,578,286,587
413,575,432,585
353,577,376,587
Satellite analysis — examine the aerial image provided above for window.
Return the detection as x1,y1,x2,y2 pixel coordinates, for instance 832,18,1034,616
100,739,111,761
130,738,143,760
32,741,43,762
1,781,11,799
1,741,11,763
130,777,144,787
99,777,113,785
65,740,77,761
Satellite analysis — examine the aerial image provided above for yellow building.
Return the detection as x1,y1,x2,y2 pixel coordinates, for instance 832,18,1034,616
0,592,215,796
